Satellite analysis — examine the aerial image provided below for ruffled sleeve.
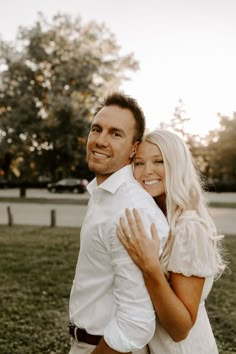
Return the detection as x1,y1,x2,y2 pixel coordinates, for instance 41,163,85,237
167,211,218,278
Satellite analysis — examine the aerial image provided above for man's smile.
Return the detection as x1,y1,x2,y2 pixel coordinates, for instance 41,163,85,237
93,150,110,158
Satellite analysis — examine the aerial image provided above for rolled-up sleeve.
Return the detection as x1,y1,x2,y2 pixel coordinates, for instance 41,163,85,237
103,227,156,352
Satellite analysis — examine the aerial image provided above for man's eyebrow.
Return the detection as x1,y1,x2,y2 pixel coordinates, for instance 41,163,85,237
91,123,101,128
91,123,126,136
110,127,125,135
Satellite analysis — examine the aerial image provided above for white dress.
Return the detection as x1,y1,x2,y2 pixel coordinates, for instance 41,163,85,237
148,210,219,354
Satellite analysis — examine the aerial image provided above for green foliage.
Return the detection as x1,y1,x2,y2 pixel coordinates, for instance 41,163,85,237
166,99,236,186
185,113,236,188
0,13,138,180
0,225,235,353
212,113,236,181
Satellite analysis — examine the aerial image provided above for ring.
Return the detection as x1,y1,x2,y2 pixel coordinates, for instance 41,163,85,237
125,233,132,240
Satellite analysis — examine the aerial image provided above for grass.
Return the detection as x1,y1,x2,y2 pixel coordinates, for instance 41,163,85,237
207,237,236,354
0,226,79,354
0,226,235,354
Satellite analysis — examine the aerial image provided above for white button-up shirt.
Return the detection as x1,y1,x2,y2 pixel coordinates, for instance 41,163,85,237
69,165,169,352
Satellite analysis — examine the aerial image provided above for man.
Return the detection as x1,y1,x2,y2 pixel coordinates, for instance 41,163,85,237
69,92,169,354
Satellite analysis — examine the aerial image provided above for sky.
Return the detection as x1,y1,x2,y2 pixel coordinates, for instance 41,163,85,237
0,0,235,136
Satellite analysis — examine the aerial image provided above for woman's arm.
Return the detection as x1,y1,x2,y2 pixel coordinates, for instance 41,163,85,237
143,270,204,341
117,208,205,342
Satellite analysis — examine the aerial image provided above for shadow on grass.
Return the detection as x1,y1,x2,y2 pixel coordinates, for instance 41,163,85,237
0,226,235,353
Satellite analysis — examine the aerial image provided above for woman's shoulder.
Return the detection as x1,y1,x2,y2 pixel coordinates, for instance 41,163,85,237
167,210,218,277
174,210,210,236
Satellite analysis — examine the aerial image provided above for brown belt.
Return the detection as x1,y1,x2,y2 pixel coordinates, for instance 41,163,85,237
69,323,102,346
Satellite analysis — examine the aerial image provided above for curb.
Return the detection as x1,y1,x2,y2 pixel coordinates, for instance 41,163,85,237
0,197,236,209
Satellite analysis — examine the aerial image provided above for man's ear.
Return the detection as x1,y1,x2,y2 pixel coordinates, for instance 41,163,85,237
129,141,139,159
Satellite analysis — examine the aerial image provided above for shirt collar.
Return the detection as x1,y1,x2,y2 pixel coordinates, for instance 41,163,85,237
87,165,134,195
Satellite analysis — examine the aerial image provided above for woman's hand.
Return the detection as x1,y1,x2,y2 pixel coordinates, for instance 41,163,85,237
116,208,161,275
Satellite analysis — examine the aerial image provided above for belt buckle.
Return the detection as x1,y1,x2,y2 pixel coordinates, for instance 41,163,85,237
69,324,87,343
77,328,86,343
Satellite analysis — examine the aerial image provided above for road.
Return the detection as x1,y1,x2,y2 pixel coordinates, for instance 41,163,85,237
0,189,235,235
1,188,236,203
0,201,87,227
0,188,90,200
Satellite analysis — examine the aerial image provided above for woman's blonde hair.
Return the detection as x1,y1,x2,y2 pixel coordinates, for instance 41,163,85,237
144,129,226,277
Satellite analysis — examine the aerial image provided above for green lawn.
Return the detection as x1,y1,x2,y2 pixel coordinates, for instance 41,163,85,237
0,225,235,354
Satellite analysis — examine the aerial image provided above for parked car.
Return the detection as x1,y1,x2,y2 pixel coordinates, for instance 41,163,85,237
0,177,8,189
47,178,87,194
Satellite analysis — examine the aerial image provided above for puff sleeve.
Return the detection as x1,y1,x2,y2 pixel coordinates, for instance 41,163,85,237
167,211,218,278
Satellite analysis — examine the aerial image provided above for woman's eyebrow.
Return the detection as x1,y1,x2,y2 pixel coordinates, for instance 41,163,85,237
153,154,163,158
135,154,162,158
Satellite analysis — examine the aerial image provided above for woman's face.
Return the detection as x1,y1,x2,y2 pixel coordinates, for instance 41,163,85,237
134,140,166,198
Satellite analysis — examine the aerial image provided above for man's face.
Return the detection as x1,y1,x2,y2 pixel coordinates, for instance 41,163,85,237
87,105,139,185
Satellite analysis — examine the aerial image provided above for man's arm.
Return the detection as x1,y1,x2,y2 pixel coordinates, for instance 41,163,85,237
91,338,131,354
97,221,156,353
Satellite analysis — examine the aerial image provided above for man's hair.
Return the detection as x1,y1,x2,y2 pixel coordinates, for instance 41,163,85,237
94,91,146,142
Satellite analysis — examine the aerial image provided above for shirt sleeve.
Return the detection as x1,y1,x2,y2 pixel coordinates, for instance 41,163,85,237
167,211,218,277
103,207,169,352
102,227,154,351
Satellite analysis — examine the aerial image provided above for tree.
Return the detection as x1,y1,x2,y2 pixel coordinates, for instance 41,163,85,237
189,113,236,191
208,113,236,183
0,13,138,181
169,99,191,141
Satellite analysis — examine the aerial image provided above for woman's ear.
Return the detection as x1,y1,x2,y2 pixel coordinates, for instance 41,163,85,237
129,141,139,159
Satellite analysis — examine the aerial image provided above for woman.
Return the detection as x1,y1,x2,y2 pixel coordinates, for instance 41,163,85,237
117,129,226,354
